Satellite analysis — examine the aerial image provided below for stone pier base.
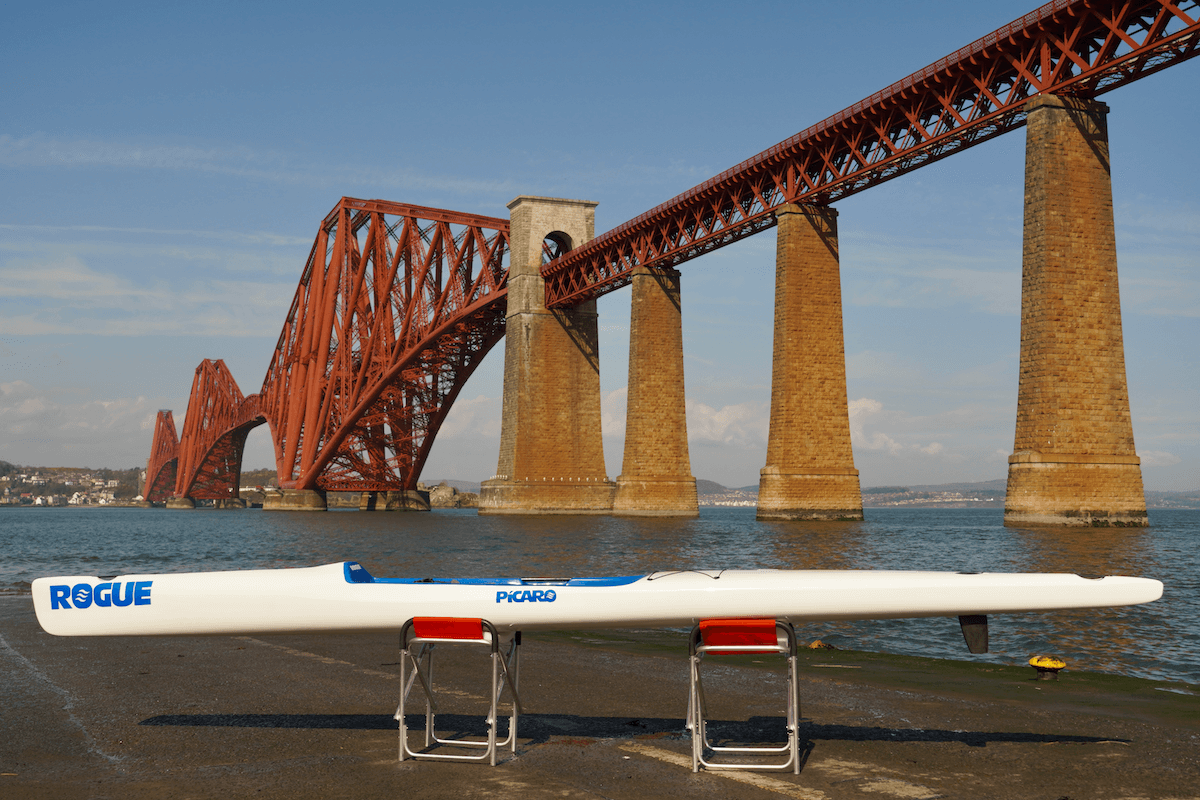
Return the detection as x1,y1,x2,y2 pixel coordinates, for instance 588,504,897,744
383,490,431,512
612,477,698,517
213,497,247,509
757,468,864,521
479,479,614,515
263,489,327,511
165,496,195,510
1006,457,1147,527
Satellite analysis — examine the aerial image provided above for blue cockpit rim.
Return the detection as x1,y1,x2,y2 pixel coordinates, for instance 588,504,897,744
343,561,643,587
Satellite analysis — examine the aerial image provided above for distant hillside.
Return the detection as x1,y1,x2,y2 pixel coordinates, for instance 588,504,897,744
901,479,1008,494
240,468,278,487
1145,489,1200,509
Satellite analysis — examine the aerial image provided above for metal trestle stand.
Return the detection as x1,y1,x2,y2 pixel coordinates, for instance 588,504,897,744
687,618,800,773
396,617,522,765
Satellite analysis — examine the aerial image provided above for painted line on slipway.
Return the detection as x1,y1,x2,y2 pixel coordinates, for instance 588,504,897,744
235,636,397,680
618,742,827,799
234,636,483,701
0,631,122,766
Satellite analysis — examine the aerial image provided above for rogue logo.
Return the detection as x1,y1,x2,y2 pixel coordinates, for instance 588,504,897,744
49,581,152,610
495,589,556,603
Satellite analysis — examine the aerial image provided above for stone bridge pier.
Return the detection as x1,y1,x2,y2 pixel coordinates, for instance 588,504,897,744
1005,95,1146,527
757,204,863,521
613,264,698,516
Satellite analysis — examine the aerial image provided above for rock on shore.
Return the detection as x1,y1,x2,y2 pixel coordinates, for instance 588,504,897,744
421,481,479,508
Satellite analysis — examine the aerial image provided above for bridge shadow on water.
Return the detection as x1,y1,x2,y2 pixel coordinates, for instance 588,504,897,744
140,712,1125,748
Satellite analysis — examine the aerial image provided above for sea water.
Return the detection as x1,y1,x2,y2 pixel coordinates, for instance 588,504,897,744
2,506,1196,685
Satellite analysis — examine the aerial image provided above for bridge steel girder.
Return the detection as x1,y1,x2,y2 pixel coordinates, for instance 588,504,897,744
144,410,180,504
541,0,1200,307
260,198,510,492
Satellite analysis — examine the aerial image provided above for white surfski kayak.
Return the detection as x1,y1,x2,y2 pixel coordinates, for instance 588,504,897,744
31,561,1163,638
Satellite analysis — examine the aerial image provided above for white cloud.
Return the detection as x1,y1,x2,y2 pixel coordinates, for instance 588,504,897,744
685,399,768,447
0,237,305,278
0,134,260,171
848,397,947,458
437,393,502,439
0,256,168,306
844,233,1021,315
1119,262,1200,318
1139,450,1182,467
601,387,628,437
0,255,293,338
0,222,311,248
0,380,43,423
0,133,517,197
1116,199,1200,237
0,133,717,201
848,398,893,452
839,203,1200,319
0,381,157,465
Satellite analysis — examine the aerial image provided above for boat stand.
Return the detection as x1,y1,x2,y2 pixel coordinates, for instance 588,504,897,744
687,619,800,773
396,617,522,765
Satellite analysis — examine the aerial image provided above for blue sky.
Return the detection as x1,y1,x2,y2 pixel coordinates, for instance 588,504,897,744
2,1,1196,491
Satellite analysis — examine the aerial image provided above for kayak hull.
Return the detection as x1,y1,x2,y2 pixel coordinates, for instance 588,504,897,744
31,562,1164,637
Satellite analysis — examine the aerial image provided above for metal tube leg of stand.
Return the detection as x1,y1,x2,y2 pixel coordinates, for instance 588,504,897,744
398,645,407,761
790,653,800,774
425,646,435,748
691,657,700,734
510,638,520,753
695,665,711,752
489,651,500,766
690,655,702,772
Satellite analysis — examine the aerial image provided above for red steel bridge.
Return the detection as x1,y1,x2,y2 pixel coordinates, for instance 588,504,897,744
146,0,1200,504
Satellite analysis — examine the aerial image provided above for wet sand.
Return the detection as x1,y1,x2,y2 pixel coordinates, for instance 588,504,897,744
2,597,1197,799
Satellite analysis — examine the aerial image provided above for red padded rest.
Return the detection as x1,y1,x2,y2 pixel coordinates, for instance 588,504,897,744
699,619,781,654
412,617,484,640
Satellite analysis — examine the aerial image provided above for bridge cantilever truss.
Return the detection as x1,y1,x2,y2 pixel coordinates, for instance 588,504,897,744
143,410,179,503
145,198,511,502
145,0,1198,501
175,359,263,500
542,0,1200,306
261,198,510,491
